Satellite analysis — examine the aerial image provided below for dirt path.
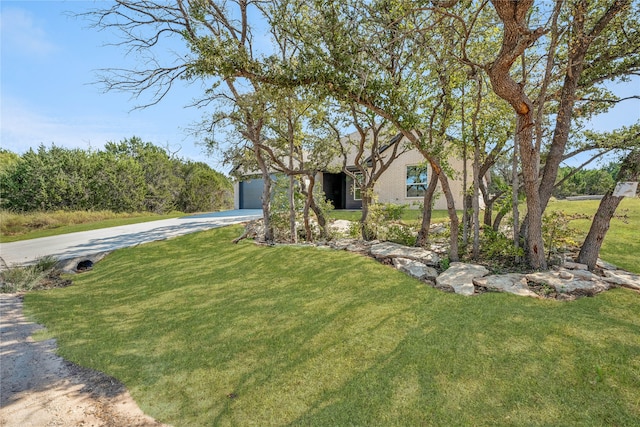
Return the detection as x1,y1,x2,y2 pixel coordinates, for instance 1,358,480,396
0,294,168,427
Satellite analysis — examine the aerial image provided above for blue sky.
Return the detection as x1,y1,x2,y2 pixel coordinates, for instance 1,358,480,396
1,1,215,167
1,1,639,174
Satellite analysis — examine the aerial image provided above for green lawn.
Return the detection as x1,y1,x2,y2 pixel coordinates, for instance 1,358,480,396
330,208,452,224
25,225,640,426
546,198,640,273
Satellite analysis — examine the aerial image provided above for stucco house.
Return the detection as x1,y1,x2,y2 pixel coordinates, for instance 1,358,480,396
234,130,467,211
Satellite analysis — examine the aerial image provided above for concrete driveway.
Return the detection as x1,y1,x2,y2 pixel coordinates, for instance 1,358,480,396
0,209,262,268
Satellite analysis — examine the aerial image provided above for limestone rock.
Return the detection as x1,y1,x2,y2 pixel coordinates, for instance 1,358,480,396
527,269,610,296
429,223,446,234
436,262,489,296
526,271,566,289
596,259,618,271
602,270,640,291
392,258,438,281
370,242,440,266
559,270,573,279
563,261,588,270
330,220,352,234
331,239,358,250
555,279,609,295
473,273,538,298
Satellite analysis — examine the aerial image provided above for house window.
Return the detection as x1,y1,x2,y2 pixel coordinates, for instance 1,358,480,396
406,165,428,197
353,172,362,200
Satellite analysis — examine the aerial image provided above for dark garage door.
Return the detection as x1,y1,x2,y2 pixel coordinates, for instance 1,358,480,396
239,178,264,209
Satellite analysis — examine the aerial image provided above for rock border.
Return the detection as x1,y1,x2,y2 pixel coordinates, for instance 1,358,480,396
293,237,640,301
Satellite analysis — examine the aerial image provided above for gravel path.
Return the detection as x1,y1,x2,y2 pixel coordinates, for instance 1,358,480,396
0,294,168,427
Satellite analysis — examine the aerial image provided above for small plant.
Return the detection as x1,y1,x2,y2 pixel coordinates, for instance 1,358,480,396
384,223,417,246
541,283,555,296
542,210,582,264
479,227,524,260
381,203,407,221
348,220,361,238
440,256,450,271
0,255,59,293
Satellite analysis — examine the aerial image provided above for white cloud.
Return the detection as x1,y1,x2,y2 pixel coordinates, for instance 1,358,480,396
0,7,59,57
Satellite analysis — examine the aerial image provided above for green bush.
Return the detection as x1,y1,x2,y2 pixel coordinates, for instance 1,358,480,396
542,210,583,263
479,227,524,262
381,203,407,221
384,223,417,246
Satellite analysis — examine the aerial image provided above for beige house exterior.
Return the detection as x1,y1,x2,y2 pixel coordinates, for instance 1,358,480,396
234,131,467,211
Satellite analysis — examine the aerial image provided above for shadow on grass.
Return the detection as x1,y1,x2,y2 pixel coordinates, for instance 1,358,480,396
24,226,640,426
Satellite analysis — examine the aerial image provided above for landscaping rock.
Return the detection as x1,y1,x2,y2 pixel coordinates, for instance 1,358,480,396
330,239,359,250
602,270,640,291
527,268,610,296
596,259,618,270
429,223,446,234
392,258,438,281
558,279,610,295
428,243,449,255
370,242,440,266
436,262,489,296
562,261,588,270
558,270,573,279
526,271,567,289
473,273,539,298
330,219,352,235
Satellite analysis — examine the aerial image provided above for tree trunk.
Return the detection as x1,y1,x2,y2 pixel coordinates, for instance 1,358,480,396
577,149,639,270
361,190,375,241
472,150,480,260
512,135,520,262
416,169,440,247
482,193,493,228
288,173,297,243
461,85,469,246
576,193,623,271
439,173,460,262
493,210,507,232
487,0,546,269
301,174,329,240
518,119,546,269
302,176,313,242
255,148,274,243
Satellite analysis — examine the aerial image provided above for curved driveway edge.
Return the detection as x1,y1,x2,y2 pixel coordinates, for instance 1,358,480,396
0,209,262,268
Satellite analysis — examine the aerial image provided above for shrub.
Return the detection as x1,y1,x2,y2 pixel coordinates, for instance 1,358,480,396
542,210,583,264
384,223,417,246
479,227,524,263
381,203,407,221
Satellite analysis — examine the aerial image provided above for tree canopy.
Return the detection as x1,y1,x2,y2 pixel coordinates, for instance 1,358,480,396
0,138,233,214
84,0,640,270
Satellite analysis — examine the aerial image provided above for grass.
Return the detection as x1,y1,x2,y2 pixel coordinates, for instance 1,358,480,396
0,210,184,243
25,225,640,426
0,256,59,293
546,198,640,273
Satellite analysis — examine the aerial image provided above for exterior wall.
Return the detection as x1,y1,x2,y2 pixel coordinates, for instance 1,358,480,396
372,148,466,211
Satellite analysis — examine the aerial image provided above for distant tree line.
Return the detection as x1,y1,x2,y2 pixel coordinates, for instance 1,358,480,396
552,165,618,199
0,137,233,213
